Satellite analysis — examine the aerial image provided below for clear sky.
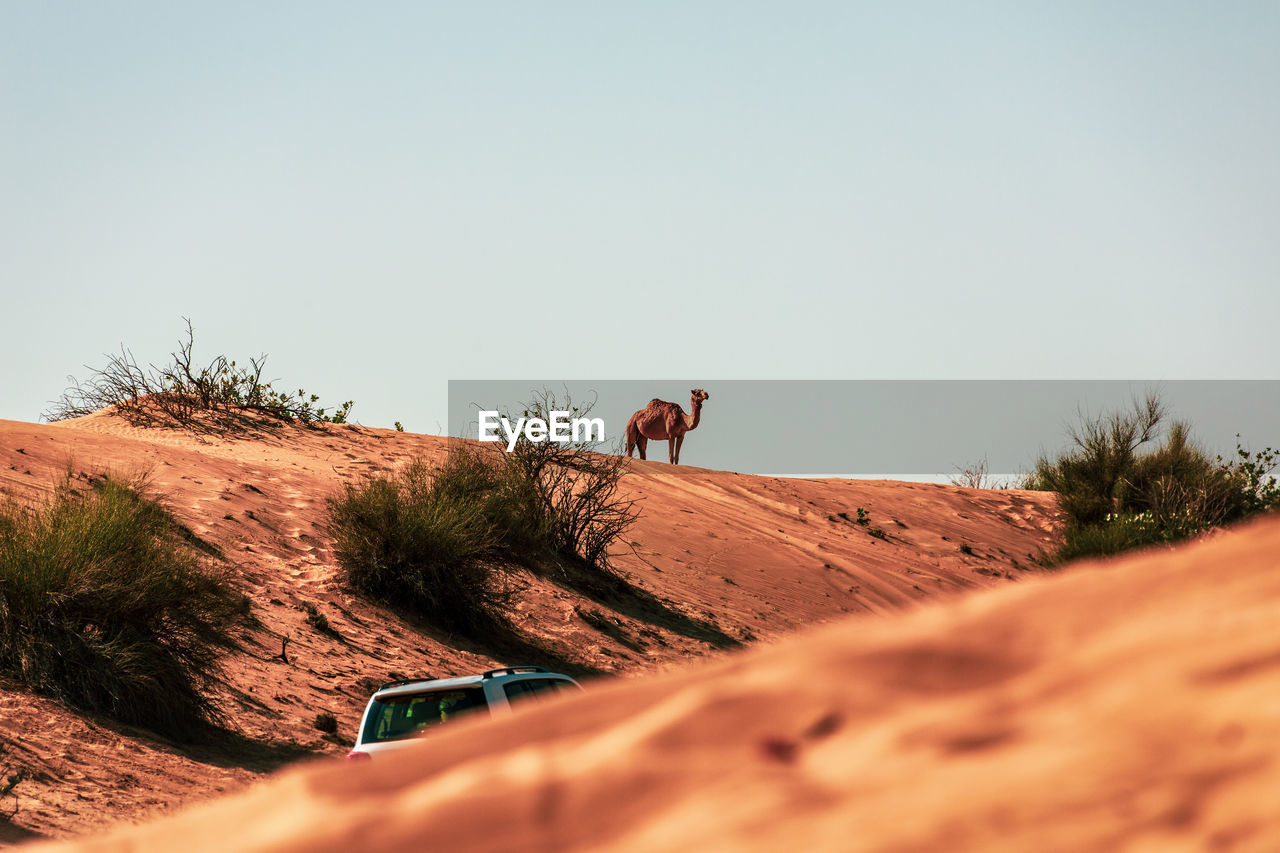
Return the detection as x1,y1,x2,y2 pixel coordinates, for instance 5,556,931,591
3,2,1278,433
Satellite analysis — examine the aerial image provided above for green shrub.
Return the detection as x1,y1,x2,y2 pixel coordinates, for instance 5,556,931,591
1034,393,1166,528
1045,513,1176,565
0,473,242,739
429,447,549,560
1034,393,1279,565
327,393,639,634
325,455,511,636
1218,440,1280,517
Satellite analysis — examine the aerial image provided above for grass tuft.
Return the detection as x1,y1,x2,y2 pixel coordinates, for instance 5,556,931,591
313,712,338,735
325,455,512,637
0,472,242,739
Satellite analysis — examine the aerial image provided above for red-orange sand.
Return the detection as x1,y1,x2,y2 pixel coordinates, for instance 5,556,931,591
38,514,1280,853
28,412,1265,851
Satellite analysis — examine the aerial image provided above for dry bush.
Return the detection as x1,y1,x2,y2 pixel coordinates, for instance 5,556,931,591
950,457,993,489
499,390,639,571
44,319,352,432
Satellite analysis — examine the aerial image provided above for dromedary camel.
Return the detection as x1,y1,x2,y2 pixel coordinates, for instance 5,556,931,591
625,389,710,465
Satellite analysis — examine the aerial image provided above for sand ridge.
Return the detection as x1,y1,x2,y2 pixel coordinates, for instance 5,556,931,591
0,414,1057,842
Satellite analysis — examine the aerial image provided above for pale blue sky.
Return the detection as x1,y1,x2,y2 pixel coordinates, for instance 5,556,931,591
3,2,1278,432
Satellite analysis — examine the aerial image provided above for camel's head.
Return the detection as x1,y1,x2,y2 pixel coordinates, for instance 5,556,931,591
691,388,710,403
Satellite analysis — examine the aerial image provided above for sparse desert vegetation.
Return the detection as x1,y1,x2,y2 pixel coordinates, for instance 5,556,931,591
326,394,638,638
44,319,353,432
498,392,638,572
312,712,338,736
325,452,516,637
0,472,243,740
1032,393,1279,564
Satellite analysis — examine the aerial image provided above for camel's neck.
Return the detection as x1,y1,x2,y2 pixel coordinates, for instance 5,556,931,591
686,398,703,430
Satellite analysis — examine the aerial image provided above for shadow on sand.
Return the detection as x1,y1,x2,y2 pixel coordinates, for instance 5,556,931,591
386,607,609,683
0,820,44,844
78,716,319,776
537,557,742,652
169,727,318,773
374,555,742,682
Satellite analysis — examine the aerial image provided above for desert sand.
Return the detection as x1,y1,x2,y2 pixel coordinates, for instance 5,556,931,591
14,413,1272,849
32,513,1280,853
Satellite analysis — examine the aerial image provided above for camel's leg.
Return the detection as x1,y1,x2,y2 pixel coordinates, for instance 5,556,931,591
625,417,639,458
665,416,680,464
635,435,647,460
673,434,684,465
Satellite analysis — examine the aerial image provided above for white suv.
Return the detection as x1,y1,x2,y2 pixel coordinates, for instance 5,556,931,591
346,666,582,761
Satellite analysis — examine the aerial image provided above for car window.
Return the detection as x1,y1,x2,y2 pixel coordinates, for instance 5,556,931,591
362,687,487,743
504,678,575,705
534,678,579,695
527,679,559,696
502,680,535,704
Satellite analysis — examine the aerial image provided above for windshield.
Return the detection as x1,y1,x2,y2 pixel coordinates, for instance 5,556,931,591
361,687,488,744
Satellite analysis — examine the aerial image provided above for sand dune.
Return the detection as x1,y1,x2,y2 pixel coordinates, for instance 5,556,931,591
32,511,1280,852
0,414,1062,843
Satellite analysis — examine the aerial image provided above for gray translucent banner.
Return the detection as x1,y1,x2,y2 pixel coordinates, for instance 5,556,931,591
447,381,1280,476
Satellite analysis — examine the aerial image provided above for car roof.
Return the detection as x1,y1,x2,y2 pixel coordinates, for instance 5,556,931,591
375,674,484,698
372,668,574,699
